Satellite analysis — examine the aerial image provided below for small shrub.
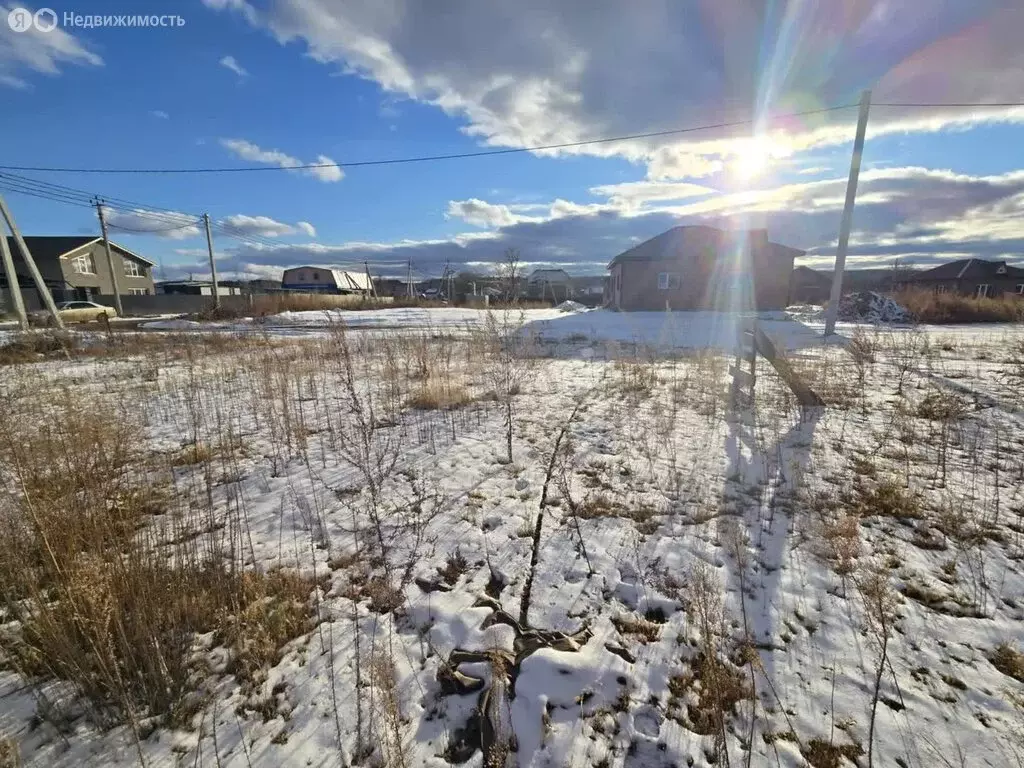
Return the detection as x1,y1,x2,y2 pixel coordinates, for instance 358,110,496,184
915,391,969,421
0,333,72,365
849,478,923,520
991,643,1024,683
802,738,864,768
406,379,473,410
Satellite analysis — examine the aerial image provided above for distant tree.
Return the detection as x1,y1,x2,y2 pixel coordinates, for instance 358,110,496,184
498,248,521,303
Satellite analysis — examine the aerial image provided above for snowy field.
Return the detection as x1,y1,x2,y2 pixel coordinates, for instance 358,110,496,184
0,310,1023,768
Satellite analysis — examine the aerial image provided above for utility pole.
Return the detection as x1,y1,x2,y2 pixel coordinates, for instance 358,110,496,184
95,201,124,317
364,261,377,299
203,213,221,310
407,259,413,299
824,89,872,337
0,229,27,330
0,194,63,328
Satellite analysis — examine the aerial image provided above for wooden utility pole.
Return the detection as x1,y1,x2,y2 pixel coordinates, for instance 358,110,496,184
824,90,871,337
95,202,124,317
407,259,413,299
203,213,221,310
0,194,63,328
0,229,27,330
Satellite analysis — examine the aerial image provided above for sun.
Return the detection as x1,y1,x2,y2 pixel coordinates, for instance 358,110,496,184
731,136,782,180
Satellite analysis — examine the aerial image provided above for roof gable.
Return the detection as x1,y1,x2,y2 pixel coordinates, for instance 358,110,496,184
5,236,154,266
608,225,804,269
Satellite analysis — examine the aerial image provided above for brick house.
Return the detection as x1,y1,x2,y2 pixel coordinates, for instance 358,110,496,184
900,258,1024,299
607,225,802,311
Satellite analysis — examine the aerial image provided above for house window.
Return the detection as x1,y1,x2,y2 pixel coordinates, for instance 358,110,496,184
976,284,991,299
123,258,143,278
1016,284,1024,295
128,289,148,295
70,253,96,274
312,271,320,280
935,285,948,294
657,272,681,290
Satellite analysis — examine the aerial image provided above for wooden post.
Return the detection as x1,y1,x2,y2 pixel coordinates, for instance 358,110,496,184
96,202,124,317
824,90,871,337
0,194,64,329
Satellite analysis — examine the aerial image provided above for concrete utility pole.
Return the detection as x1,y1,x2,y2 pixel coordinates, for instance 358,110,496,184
203,214,221,310
824,89,872,337
0,194,63,328
95,202,124,317
0,228,27,330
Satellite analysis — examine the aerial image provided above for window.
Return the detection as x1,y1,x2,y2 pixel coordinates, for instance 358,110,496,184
123,258,143,277
976,284,991,298
70,253,95,274
129,289,148,295
935,285,948,294
312,271,320,280
657,272,681,290
1016,284,1024,295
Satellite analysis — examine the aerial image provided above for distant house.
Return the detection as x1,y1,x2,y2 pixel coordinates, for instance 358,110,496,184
570,275,607,306
157,280,241,297
901,258,1024,299
220,278,282,293
280,266,373,295
789,266,834,304
1,236,155,310
527,268,573,302
607,226,802,311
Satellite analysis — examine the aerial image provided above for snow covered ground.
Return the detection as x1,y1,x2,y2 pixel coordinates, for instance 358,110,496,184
0,313,1022,767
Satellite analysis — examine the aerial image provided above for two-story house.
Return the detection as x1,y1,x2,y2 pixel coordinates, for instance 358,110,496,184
1,236,156,310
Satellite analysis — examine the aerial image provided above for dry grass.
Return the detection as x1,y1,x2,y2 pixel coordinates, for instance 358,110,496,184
894,288,1024,324
667,651,752,736
991,643,1024,683
801,738,864,768
0,333,71,365
0,389,316,728
406,378,474,410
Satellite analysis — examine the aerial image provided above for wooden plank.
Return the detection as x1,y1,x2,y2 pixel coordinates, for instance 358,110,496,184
729,366,755,388
752,327,824,407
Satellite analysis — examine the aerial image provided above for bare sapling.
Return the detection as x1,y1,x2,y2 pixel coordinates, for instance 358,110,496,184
857,567,900,768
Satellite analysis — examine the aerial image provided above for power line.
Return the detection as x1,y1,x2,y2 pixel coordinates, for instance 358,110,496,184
3,101,1023,176
873,101,1024,108
0,105,860,175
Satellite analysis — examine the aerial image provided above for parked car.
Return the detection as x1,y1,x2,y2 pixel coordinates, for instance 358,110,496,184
31,301,118,325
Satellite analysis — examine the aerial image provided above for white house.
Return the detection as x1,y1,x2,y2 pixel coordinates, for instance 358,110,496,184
280,266,373,294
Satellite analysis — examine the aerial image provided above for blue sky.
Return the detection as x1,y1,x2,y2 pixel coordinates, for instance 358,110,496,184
1,0,1022,279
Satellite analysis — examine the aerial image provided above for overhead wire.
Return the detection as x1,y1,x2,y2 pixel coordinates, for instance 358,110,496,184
0,104,863,175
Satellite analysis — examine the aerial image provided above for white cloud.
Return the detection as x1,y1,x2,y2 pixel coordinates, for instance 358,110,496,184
220,214,296,237
150,110,169,119
102,207,201,240
219,55,248,77
179,167,1024,279
219,138,344,182
589,180,716,208
0,3,102,88
445,199,521,228
202,1,1024,179
296,221,317,237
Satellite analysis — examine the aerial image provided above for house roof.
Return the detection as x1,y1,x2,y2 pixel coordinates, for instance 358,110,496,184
913,258,1024,281
607,225,804,268
281,266,372,291
4,236,156,266
529,268,571,281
